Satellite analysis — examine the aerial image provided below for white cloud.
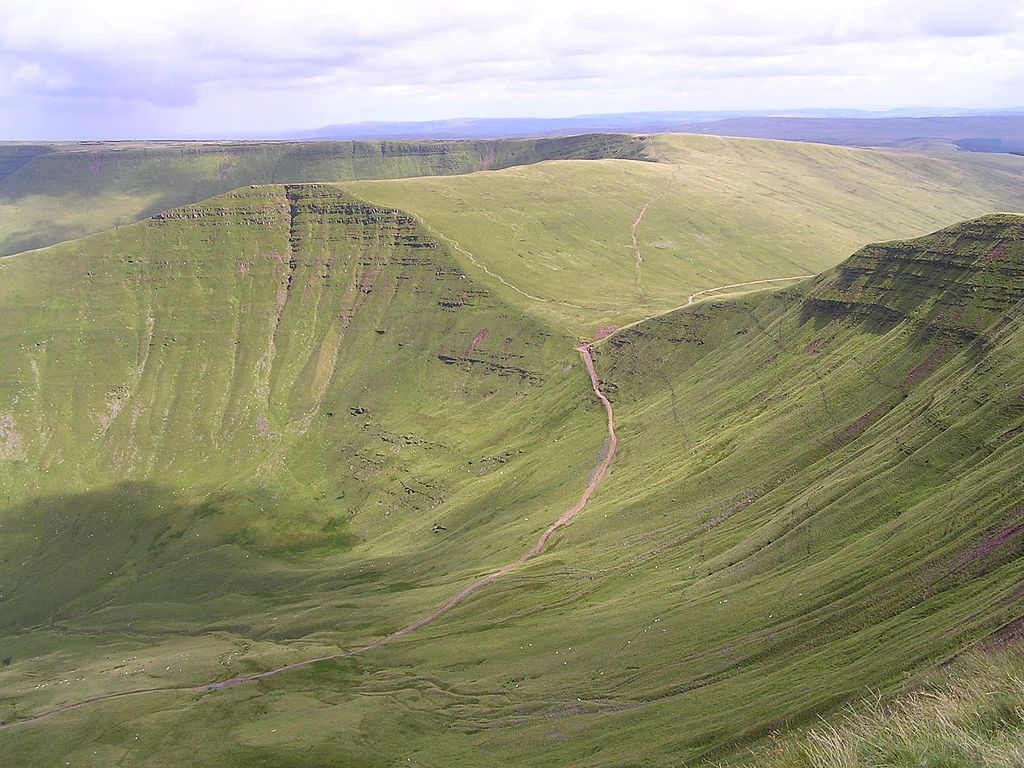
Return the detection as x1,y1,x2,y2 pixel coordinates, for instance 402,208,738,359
1,0,1022,138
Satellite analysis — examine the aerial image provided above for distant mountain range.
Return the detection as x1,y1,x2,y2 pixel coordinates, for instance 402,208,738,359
674,115,1024,154
260,108,1024,152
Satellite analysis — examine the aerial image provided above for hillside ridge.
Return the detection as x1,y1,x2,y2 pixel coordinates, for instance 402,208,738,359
0,134,651,257
803,213,1024,341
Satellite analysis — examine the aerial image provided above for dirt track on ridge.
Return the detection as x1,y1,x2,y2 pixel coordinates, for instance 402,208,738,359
631,203,651,266
686,276,814,305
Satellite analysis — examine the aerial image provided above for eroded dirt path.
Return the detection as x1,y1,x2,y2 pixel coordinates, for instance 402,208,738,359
1,343,618,726
631,202,651,267
629,168,678,291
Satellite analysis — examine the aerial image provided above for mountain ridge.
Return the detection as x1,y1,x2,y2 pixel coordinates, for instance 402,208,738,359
0,134,650,257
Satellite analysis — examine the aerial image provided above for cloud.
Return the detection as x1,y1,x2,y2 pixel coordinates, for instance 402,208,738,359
1,0,1022,138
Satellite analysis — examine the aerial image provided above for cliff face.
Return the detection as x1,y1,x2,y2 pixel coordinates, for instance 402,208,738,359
803,214,1024,341
1,184,564,480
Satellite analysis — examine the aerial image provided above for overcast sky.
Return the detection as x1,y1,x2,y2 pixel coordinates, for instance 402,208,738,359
1,0,1022,140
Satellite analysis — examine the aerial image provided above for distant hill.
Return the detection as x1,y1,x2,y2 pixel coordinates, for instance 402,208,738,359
280,109,1024,142
0,134,646,257
674,114,1024,150
345,133,1024,333
7,130,1024,264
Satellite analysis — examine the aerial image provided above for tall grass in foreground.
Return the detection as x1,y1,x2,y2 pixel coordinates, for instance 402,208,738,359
744,644,1024,768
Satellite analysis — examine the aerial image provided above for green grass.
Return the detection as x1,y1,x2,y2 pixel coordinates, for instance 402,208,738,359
0,184,611,737
735,643,1024,768
0,151,1022,766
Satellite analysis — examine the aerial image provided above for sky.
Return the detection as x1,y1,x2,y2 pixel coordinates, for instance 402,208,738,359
1,0,1022,140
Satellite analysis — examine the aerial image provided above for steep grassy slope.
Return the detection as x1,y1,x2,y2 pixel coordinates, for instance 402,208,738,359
0,134,647,257
0,197,1022,766
0,183,614,720
345,134,1024,333
563,214,1024,764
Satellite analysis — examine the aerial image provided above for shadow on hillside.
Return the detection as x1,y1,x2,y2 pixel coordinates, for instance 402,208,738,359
0,223,86,258
0,482,212,632
0,480,356,633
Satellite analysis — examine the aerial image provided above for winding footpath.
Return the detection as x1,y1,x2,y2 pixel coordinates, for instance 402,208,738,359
629,167,679,289
1,343,618,729
631,203,651,267
686,276,814,305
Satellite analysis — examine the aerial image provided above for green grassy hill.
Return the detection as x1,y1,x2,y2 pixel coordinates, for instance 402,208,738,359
0,183,618,758
0,178,1021,765
0,134,647,257
573,213,1024,764
344,134,1024,333
0,182,607,631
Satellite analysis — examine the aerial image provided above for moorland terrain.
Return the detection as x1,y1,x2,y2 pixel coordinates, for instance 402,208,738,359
0,131,1022,767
